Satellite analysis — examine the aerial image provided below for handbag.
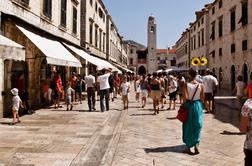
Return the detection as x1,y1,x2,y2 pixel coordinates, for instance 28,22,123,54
176,84,199,123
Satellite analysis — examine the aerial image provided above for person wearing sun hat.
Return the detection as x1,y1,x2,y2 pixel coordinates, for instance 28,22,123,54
11,88,23,125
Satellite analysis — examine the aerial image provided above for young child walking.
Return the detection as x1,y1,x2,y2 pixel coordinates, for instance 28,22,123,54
120,76,130,109
11,88,23,125
65,82,75,111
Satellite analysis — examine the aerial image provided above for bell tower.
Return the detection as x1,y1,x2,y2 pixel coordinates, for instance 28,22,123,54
147,15,157,74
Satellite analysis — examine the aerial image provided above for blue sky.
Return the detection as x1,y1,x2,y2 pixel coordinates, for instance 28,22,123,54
103,0,213,48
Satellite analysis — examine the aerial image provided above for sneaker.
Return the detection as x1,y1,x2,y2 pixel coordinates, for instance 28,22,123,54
166,107,171,110
70,106,73,111
93,108,96,111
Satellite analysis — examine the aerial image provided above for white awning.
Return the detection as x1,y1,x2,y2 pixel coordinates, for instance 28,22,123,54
63,43,121,73
112,62,134,73
16,25,81,67
0,34,25,61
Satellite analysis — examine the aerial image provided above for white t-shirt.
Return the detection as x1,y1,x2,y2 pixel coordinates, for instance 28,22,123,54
236,81,246,97
12,95,22,110
85,74,95,88
121,82,130,96
135,80,141,93
169,80,177,93
66,87,75,96
203,75,218,93
97,73,110,90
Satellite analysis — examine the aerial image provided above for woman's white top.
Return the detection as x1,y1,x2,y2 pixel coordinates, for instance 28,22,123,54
187,83,201,101
236,81,246,97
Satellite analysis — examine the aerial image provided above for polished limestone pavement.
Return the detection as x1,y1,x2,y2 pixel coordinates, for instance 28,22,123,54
0,88,246,166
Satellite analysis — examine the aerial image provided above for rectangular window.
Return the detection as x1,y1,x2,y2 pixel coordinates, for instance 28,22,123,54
239,2,248,26
219,17,223,37
98,8,103,19
231,43,236,53
242,40,248,51
231,9,236,32
90,0,93,6
198,21,200,27
201,29,204,45
72,6,77,34
60,0,67,27
212,50,215,58
103,33,105,51
185,44,188,54
219,0,223,8
95,26,98,47
190,37,193,50
193,35,196,50
212,7,215,15
130,58,133,65
201,17,204,24
130,49,133,54
219,48,222,56
21,0,29,4
198,32,201,48
43,0,52,18
95,2,98,12
99,30,102,50
210,21,215,40
89,22,93,44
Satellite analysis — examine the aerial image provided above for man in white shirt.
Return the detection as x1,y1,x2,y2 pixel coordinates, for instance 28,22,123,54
84,71,96,112
97,69,111,112
203,69,218,113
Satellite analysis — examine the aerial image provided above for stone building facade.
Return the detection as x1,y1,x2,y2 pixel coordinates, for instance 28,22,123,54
176,30,190,68
156,49,176,70
175,0,252,89
147,16,157,74
80,0,107,59
0,0,82,117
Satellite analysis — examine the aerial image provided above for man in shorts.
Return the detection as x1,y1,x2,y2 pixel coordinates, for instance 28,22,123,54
203,69,218,113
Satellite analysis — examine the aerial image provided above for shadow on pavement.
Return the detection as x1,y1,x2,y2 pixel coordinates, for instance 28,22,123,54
144,145,186,153
213,99,240,128
166,117,177,120
130,113,154,116
220,130,245,135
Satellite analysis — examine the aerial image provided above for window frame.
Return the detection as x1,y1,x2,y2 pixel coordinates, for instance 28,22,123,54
60,0,67,28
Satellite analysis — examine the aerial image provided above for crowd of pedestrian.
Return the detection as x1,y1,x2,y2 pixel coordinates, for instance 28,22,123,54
10,66,252,165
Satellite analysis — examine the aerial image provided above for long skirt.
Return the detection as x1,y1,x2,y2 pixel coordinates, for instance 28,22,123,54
182,100,203,148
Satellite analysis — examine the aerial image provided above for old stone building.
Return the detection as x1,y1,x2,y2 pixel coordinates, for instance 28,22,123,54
80,0,107,59
126,40,146,74
147,15,157,74
156,49,176,70
0,0,83,117
176,30,190,69
126,15,167,75
175,0,252,89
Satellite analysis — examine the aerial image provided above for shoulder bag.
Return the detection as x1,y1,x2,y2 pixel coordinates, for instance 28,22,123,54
176,84,199,123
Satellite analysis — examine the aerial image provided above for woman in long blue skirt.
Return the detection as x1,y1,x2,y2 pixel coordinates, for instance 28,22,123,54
182,69,204,155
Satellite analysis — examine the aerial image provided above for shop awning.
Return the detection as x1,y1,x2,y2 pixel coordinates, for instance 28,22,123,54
112,62,134,73
16,25,81,67
63,43,121,72
0,34,25,61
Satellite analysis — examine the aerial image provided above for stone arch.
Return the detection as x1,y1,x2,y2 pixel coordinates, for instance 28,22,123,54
138,66,146,75
231,65,236,89
242,63,248,85
219,67,222,88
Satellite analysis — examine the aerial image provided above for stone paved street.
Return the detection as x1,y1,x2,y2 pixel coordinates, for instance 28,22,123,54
0,87,246,166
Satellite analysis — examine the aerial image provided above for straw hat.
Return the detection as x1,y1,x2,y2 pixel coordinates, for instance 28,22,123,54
11,88,19,96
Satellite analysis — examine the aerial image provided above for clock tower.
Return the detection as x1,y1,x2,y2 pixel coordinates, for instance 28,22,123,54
147,15,157,74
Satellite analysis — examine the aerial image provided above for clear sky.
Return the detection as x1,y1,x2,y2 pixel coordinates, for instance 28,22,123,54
103,0,213,49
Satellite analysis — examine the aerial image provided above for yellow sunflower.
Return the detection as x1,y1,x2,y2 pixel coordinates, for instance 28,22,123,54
191,57,201,66
200,57,208,66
